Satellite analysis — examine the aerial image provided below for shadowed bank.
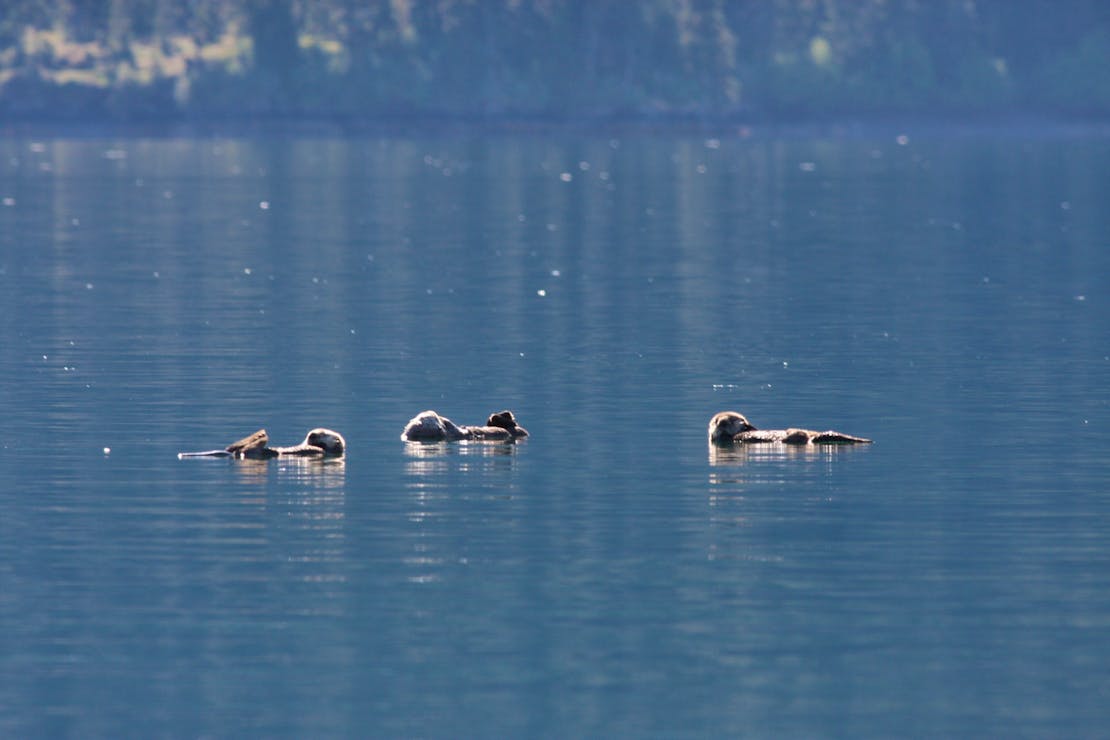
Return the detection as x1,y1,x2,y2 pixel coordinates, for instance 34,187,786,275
3,1,1110,123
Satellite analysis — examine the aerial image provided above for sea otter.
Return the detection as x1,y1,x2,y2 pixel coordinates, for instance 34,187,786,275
401,410,529,442
708,411,871,445
178,428,346,459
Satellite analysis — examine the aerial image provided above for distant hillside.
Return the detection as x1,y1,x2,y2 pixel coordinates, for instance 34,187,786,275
3,0,1110,122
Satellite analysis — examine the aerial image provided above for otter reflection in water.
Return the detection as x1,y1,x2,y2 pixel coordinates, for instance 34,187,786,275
708,411,872,445
401,410,529,442
178,428,346,459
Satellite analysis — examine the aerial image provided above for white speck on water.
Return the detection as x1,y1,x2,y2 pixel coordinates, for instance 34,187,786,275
153,271,160,278
243,268,252,275
519,353,525,357
559,172,573,182
30,142,45,153
705,138,721,149
104,149,126,160
71,218,79,226
578,161,590,171
1,197,13,206
162,190,173,199
85,283,94,290
896,134,910,145
783,361,789,368
799,162,816,172
550,269,561,277
537,289,546,297
546,223,558,232
599,171,610,181
42,355,48,360
259,201,270,210
1075,295,1086,301
696,164,708,174
517,214,526,222
103,447,111,455
982,276,990,283
350,329,356,335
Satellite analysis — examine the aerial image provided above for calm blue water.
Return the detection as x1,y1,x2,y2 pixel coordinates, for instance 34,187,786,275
1,127,1108,737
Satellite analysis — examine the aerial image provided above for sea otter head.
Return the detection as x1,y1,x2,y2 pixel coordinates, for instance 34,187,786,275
708,411,756,442
402,410,449,441
486,410,528,438
305,428,346,456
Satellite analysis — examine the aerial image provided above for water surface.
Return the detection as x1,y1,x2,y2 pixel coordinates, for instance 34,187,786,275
1,127,1108,736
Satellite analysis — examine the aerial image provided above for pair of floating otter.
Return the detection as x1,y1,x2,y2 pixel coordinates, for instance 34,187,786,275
178,410,528,459
401,410,529,442
178,428,346,460
708,411,872,445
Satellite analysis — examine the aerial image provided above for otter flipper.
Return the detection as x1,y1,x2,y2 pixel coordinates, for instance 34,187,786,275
179,429,271,459
224,429,268,454
810,430,873,444
225,429,279,459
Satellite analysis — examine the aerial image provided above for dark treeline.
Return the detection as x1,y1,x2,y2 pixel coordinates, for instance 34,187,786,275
3,0,1110,122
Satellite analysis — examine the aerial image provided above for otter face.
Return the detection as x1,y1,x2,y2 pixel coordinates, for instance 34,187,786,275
708,411,756,442
306,428,346,456
486,410,528,437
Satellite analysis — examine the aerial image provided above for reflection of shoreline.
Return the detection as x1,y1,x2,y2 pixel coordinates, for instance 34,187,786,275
708,442,868,468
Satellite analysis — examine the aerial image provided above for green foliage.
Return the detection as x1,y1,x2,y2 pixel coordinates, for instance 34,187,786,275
1,0,1109,120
